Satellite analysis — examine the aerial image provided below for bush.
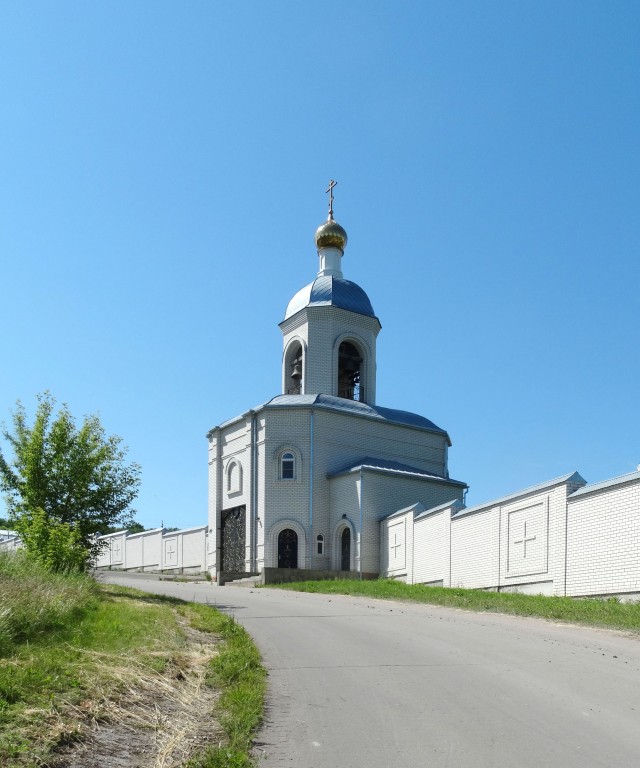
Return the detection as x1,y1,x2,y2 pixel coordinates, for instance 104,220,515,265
14,507,89,573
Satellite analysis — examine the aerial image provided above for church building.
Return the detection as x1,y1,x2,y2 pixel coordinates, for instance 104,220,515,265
207,184,467,582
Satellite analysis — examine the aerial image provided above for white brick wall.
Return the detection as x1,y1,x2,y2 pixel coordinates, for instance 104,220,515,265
382,470,640,601
413,508,449,586
96,526,208,573
566,474,640,598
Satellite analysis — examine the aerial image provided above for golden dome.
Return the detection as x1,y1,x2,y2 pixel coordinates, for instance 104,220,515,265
314,217,348,252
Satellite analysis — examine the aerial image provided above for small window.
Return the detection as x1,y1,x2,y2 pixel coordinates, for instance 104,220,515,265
281,452,295,480
227,461,242,494
316,534,324,555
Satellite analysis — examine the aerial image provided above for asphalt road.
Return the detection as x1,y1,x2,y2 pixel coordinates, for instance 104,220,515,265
99,573,640,768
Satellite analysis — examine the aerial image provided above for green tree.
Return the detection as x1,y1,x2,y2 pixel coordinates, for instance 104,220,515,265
0,393,141,568
14,507,89,572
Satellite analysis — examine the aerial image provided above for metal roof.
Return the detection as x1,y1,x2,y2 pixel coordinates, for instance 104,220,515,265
284,276,376,320
568,468,640,499
384,502,427,520
210,394,452,443
328,456,466,486
415,498,465,520
264,394,450,438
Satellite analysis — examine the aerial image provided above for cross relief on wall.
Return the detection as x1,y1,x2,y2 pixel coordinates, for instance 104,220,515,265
513,520,536,557
388,521,406,570
165,538,178,566
506,501,548,577
111,539,122,564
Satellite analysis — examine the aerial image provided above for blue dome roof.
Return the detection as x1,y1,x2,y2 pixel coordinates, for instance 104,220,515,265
284,276,376,320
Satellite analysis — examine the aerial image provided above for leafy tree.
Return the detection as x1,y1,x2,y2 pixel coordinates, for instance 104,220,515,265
14,507,89,572
127,521,145,534
0,393,141,568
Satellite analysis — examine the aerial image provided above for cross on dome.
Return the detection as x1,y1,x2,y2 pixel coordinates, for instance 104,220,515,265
326,179,337,220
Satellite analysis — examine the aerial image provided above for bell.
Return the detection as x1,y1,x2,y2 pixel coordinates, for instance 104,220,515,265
291,361,302,379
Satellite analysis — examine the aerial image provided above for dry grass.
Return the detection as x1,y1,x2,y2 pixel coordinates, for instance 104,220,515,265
55,615,223,768
1,562,265,768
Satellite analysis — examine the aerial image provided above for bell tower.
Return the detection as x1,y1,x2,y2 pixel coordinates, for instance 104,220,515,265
279,182,381,403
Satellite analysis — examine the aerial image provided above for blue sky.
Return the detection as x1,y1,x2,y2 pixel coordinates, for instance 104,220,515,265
1,2,638,529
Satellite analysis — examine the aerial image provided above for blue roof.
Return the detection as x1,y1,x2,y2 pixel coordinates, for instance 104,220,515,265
210,394,452,444
329,457,466,486
264,394,449,439
284,276,376,320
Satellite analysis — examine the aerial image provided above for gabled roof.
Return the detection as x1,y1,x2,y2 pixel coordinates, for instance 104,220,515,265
568,468,640,499
453,471,586,519
328,456,466,487
415,498,465,520
383,497,465,522
384,501,427,520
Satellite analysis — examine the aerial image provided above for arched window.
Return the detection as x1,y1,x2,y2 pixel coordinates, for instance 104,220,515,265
227,460,242,494
280,452,295,480
338,341,364,401
316,534,324,555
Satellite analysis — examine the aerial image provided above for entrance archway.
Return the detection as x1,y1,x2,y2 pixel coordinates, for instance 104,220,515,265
341,527,351,571
278,528,298,568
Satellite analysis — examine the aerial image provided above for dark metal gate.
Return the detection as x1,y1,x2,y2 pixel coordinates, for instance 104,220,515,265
278,528,298,568
221,506,246,572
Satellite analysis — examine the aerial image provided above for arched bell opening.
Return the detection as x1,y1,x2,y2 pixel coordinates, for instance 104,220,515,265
284,341,304,395
338,341,364,402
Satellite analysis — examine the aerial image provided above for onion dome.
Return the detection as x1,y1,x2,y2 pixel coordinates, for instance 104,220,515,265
314,217,348,252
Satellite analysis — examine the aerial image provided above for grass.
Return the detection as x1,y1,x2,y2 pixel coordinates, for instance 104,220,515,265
183,605,266,768
271,578,640,632
0,552,266,768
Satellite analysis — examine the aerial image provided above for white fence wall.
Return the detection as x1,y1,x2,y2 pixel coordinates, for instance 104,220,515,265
381,469,640,601
0,531,22,553
566,473,640,598
96,525,208,574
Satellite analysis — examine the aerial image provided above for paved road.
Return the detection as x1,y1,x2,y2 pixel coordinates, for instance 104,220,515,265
100,573,640,768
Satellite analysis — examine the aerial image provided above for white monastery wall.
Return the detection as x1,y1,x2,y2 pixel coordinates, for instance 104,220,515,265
0,531,22,552
412,504,456,586
380,506,414,582
125,534,143,569
566,472,640,599
383,471,640,601
96,526,208,574
450,506,501,589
